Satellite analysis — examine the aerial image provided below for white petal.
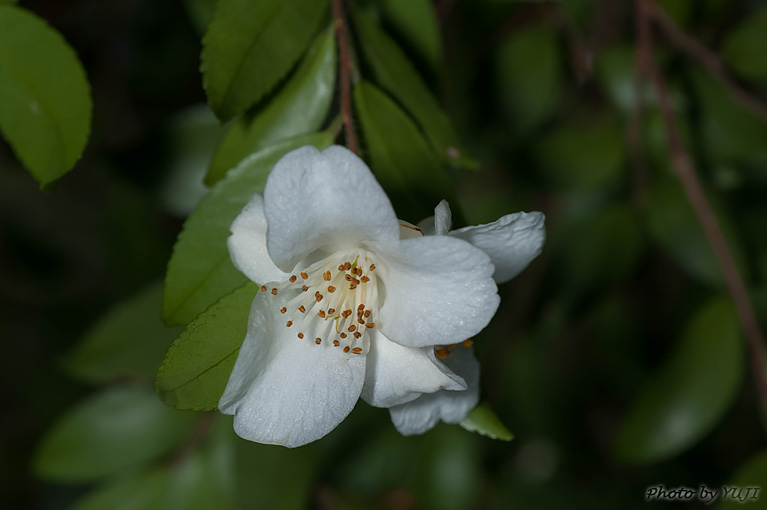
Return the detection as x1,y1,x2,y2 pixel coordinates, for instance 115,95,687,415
228,194,290,284
360,329,465,408
264,145,400,271
218,290,366,448
416,200,451,236
374,235,499,348
450,211,545,284
389,346,480,436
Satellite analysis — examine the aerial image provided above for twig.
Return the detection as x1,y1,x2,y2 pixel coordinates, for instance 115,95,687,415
635,0,767,428
644,0,767,122
330,0,358,155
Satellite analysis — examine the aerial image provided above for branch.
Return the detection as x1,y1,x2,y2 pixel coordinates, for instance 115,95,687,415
331,0,358,155
644,0,767,122
635,0,767,427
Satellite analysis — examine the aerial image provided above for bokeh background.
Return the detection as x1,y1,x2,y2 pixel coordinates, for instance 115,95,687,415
2,0,767,508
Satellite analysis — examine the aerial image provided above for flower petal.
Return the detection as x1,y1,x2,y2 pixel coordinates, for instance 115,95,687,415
218,290,366,447
360,330,466,408
389,346,480,436
264,145,400,272
228,193,290,284
417,200,452,236
374,235,499,347
450,211,545,283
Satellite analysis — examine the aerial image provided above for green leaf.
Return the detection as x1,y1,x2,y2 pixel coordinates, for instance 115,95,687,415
34,386,197,482
155,282,258,411
460,401,514,441
0,6,91,187
354,81,457,223
717,450,767,509
158,105,222,217
645,173,746,288
722,9,767,81
206,26,336,186
183,0,217,35
495,26,563,134
557,204,643,295
63,282,183,385
201,0,328,121
532,118,624,189
613,297,744,464
351,9,475,169
380,0,442,72
233,420,316,509
73,470,172,510
73,415,237,510
692,70,767,164
162,131,333,326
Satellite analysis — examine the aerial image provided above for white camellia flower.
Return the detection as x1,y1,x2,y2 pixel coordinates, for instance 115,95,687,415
218,145,545,447
390,200,545,435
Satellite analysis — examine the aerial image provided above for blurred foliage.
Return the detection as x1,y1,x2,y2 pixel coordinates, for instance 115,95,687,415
2,0,767,509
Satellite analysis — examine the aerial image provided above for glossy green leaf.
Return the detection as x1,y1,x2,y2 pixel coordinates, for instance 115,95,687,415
352,9,474,169
532,119,624,189
162,132,333,326
156,282,257,411
692,70,767,164
34,387,197,482
354,81,457,222
0,6,91,187
722,9,767,81
201,0,328,121
496,26,563,134
380,0,442,72
645,173,746,288
63,282,182,385
460,401,514,441
206,26,336,186
717,450,767,509
613,297,743,464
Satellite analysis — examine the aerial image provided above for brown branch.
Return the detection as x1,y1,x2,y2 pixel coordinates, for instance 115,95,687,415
636,0,767,426
331,0,358,155
644,0,767,122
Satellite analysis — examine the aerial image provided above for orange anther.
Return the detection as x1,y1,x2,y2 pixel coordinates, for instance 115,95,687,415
343,346,350,353
260,285,267,292
315,338,322,344
297,333,304,339
435,348,449,359
328,286,336,293
300,272,308,279
351,347,362,354
289,275,297,283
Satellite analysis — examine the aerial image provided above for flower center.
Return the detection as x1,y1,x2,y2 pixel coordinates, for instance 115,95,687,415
261,250,379,355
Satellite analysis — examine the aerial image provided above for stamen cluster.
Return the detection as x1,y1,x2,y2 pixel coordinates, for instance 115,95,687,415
260,251,379,355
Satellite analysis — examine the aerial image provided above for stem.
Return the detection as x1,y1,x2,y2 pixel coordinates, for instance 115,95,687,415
644,0,767,122
330,0,358,155
635,0,767,429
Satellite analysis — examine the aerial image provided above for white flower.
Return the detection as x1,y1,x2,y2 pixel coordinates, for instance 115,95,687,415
390,200,545,435
218,145,545,447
